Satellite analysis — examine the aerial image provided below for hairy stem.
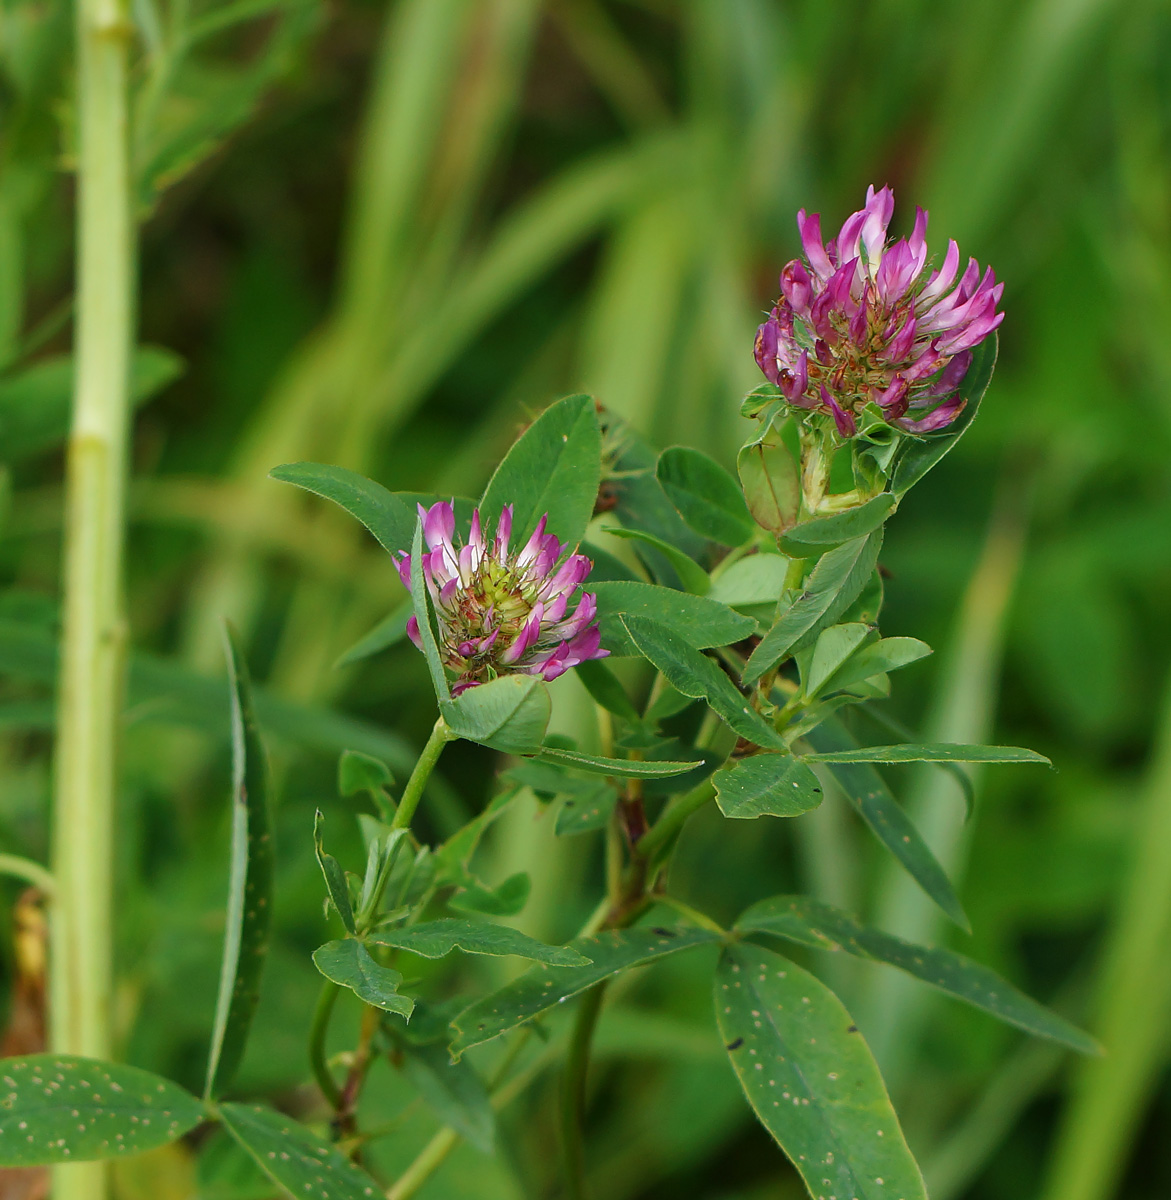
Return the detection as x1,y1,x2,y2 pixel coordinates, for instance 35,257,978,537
51,0,135,1193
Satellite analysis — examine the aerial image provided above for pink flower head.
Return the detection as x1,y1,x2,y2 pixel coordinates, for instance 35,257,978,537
398,502,608,694
754,185,1003,436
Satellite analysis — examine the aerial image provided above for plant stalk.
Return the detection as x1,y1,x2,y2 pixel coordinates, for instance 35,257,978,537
393,718,452,831
560,981,609,1200
50,0,135,1193
309,982,343,1108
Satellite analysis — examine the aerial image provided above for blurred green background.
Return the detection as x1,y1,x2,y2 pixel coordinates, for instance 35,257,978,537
3,0,1171,1197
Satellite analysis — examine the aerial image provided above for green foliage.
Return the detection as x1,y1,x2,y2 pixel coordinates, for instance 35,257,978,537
205,626,274,1099
442,675,551,755
313,810,356,935
217,1103,383,1200
372,918,591,967
780,494,897,558
656,446,756,547
715,944,928,1200
713,753,824,819
591,581,755,657
0,1056,204,1165
534,746,702,778
311,939,413,1018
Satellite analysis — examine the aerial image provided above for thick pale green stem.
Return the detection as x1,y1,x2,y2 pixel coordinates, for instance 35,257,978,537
560,981,608,1200
50,0,134,1196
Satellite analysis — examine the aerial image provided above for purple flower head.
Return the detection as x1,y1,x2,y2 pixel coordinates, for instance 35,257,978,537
398,502,608,695
754,185,1003,436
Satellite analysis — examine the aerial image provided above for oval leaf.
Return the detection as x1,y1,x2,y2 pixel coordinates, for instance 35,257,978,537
592,581,755,657
479,393,602,549
620,615,787,750
555,784,620,835
269,462,416,557
372,918,590,966
657,446,755,546
737,429,800,534
780,493,897,557
715,944,927,1200
708,554,789,610
604,526,710,594
449,925,719,1059
218,1102,383,1200
205,627,274,1099
441,674,551,755
736,896,1099,1054
311,939,414,1018
714,754,824,819
0,1056,204,1166
822,636,932,693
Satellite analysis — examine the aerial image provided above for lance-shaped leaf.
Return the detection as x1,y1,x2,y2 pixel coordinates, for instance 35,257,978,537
802,622,873,698
450,925,719,1059
821,636,932,694
804,722,968,930
400,1041,495,1154
780,493,897,557
372,918,590,967
450,872,532,917
892,334,997,496
0,1056,204,1166
555,784,619,834
714,754,824,819
205,627,274,1099
804,743,1051,766
534,745,701,777
621,615,787,750
744,531,883,685
218,1103,384,1200
409,517,452,704
573,658,641,721
441,674,550,755
479,392,602,549
312,939,414,1018
736,896,1100,1054
657,446,755,546
592,581,755,657
269,461,416,556
715,944,927,1200
313,811,356,935
604,526,710,594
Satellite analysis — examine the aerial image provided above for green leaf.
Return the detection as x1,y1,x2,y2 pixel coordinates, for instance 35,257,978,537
592,580,755,657
479,393,602,549
205,626,274,1100
715,944,927,1200
604,526,710,594
269,462,416,557
713,754,824,819
805,743,1051,765
573,658,640,721
450,925,719,1058
891,335,997,495
708,554,789,610
555,784,619,834
0,1055,204,1166
400,1041,495,1155
656,446,755,546
372,918,590,966
313,811,356,935
738,427,800,533
450,871,531,917
338,749,393,799
743,531,884,685
218,1102,384,1200
409,517,452,704
735,896,1100,1055
311,940,413,1018
803,623,873,697
334,601,412,668
534,745,702,777
0,346,184,464
822,637,931,693
780,493,897,557
441,674,550,754
621,616,787,750
804,722,968,930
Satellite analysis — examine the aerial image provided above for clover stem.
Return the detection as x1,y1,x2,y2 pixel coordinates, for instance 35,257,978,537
309,982,343,1109
393,717,453,831
560,981,609,1200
